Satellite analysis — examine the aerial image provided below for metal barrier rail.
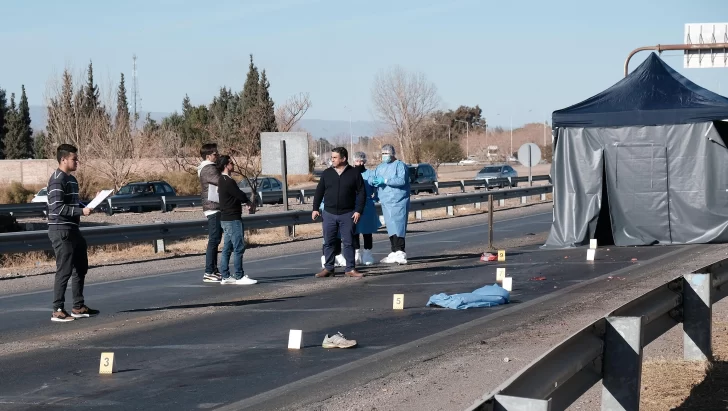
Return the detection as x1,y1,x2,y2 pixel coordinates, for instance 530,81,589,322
0,185,552,255
0,175,552,216
467,254,728,411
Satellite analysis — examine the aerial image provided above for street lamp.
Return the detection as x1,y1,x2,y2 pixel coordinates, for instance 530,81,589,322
454,119,469,158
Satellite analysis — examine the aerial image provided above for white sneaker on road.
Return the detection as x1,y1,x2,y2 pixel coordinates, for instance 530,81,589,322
322,332,357,349
221,278,237,285
235,276,258,285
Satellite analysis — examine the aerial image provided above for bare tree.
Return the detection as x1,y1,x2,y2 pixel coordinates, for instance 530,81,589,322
371,66,440,162
275,92,312,132
45,68,96,154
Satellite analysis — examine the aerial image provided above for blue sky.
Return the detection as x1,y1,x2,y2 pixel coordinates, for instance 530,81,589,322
1,0,726,128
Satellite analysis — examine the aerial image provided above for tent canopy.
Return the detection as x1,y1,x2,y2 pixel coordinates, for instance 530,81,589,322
553,53,728,128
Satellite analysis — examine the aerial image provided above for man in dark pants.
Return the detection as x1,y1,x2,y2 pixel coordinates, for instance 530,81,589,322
48,144,97,322
198,143,223,283
312,147,366,278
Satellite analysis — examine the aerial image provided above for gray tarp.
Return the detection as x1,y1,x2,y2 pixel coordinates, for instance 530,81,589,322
544,122,728,248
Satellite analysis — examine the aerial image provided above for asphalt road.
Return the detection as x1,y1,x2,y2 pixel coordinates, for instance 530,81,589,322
0,210,686,410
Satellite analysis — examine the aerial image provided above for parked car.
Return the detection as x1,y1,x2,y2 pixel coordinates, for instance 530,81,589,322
31,187,48,203
407,163,438,194
474,165,518,188
108,181,177,213
458,158,477,166
238,176,284,205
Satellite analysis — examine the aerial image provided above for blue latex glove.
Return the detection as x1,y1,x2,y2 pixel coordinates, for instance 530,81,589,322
373,177,385,187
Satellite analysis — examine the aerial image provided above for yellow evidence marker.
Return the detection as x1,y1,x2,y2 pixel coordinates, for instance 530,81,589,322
393,294,404,310
99,352,117,374
498,250,506,262
496,268,506,283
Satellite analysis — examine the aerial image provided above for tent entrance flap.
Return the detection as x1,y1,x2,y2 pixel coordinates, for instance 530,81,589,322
594,158,614,246
605,143,669,246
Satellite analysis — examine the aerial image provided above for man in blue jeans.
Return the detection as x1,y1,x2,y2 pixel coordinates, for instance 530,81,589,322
216,155,258,285
312,147,366,278
198,143,223,282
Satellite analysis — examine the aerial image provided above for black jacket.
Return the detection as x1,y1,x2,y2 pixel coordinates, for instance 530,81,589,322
217,174,250,221
313,165,366,215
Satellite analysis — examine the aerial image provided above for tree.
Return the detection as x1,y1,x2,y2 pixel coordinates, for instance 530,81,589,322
116,73,130,129
83,61,101,116
46,68,97,153
3,90,33,159
419,138,463,170
33,130,48,158
258,70,277,133
240,55,261,150
275,92,311,132
371,66,440,162
0,88,6,159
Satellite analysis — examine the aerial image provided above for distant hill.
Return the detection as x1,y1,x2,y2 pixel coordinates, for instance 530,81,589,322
29,106,384,140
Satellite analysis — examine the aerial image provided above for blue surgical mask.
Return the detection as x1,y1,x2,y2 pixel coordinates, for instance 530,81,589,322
381,154,392,163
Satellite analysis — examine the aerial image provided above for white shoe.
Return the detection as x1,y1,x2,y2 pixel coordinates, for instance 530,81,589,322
394,251,408,265
235,276,258,285
221,277,237,285
362,249,375,266
321,255,326,269
335,254,346,267
380,252,397,264
355,249,362,265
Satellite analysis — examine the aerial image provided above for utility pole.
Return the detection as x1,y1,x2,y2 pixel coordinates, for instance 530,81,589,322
455,119,469,157
132,54,140,129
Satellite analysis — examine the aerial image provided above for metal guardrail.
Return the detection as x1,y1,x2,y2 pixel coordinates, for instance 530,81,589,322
467,254,728,411
0,176,552,216
0,185,552,254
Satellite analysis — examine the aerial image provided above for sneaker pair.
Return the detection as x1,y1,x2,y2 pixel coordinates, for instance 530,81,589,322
381,251,407,264
221,275,258,285
320,255,347,268
51,306,100,322
203,272,222,283
322,332,357,349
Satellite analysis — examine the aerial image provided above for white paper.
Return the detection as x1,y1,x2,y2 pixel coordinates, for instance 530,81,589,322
86,189,114,210
288,330,302,349
503,277,513,292
587,249,596,261
207,184,219,202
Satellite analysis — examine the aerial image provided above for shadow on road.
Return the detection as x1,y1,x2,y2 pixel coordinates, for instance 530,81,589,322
120,296,301,313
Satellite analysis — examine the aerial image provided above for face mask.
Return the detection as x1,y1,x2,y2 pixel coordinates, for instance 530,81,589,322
381,154,392,163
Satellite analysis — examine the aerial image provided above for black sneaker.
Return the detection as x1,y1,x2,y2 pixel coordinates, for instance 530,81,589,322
51,308,75,322
203,272,222,283
71,306,100,318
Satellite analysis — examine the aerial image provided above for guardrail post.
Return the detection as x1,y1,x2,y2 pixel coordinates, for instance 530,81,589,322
460,180,466,193
161,196,167,213
475,202,481,210
299,190,306,204
447,206,454,216
494,395,551,411
683,273,712,361
601,316,644,411
540,193,546,201
488,194,495,252
415,210,422,220
106,198,114,216
521,196,527,205
499,199,505,207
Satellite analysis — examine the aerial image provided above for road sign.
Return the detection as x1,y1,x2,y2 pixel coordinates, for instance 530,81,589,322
684,23,728,68
517,143,541,167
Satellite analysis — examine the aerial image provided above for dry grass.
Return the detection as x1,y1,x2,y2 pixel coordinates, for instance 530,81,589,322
640,320,728,410
0,182,44,204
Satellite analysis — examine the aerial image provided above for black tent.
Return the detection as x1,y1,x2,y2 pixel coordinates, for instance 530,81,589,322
544,53,728,248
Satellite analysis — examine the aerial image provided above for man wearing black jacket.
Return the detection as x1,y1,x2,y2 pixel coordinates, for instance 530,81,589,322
216,155,258,285
312,147,366,278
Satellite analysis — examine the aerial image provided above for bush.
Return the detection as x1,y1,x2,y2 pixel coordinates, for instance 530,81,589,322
0,182,35,204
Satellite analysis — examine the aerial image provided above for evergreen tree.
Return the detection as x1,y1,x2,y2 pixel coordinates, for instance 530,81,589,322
258,70,277,133
3,93,26,159
241,55,260,116
116,73,130,129
33,130,47,159
0,88,6,159
18,85,33,157
83,61,101,115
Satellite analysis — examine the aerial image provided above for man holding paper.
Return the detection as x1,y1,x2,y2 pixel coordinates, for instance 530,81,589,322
47,144,97,322
197,143,223,283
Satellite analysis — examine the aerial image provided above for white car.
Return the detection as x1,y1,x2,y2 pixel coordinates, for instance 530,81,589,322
458,159,477,166
31,187,48,203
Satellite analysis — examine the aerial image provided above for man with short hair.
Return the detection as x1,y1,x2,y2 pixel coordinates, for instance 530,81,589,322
48,144,96,322
312,147,366,278
198,143,223,283
216,155,258,285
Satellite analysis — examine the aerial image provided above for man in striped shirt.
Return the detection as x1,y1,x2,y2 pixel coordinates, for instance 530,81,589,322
48,144,97,322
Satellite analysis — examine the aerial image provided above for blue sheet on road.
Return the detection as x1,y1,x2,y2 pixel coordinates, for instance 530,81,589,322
426,284,510,310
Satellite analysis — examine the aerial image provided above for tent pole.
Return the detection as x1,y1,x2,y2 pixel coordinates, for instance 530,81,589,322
624,43,728,76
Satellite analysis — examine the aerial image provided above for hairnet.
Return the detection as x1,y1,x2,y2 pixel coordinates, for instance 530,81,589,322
381,144,396,156
353,151,367,162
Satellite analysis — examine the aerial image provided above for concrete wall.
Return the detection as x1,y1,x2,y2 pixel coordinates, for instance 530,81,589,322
0,160,58,186
261,132,310,176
